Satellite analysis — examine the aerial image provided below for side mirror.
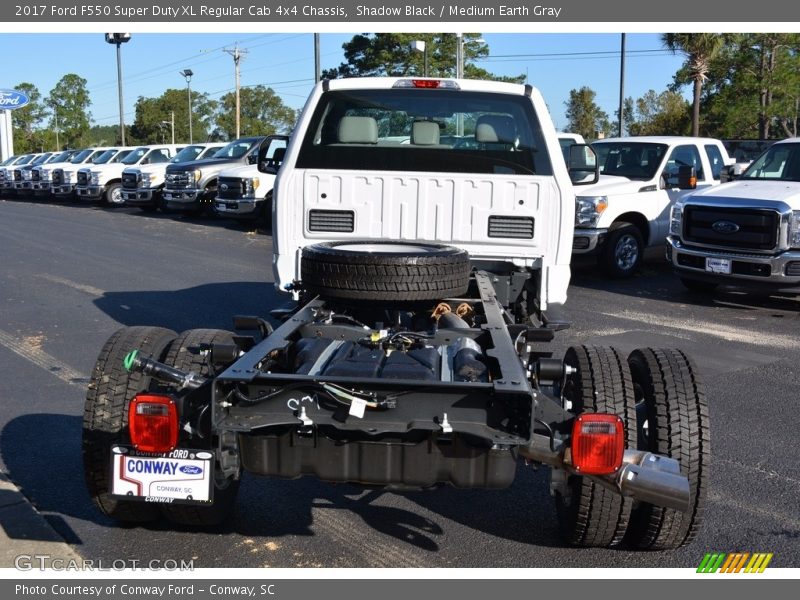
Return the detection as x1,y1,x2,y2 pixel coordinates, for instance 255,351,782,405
247,153,258,165
720,164,739,183
568,144,599,185
678,165,697,190
258,146,287,175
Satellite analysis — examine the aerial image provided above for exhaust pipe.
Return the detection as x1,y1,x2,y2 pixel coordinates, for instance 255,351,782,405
611,451,690,512
519,439,690,511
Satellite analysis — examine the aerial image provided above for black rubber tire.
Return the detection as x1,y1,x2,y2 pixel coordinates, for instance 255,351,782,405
680,277,718,294
104,183,124,206
625,348,710,549
555,346,636,547
159,329,240,526
82,326,177,522
601,223,643,278
301,240,471,302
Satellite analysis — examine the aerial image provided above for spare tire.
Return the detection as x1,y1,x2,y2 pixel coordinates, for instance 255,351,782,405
301,240,471,302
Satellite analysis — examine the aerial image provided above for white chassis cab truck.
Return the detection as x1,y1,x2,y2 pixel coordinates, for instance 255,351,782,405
83,78,709,550
668,137,800,293
572,136,735,277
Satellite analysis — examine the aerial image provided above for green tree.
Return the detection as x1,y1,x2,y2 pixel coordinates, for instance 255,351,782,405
662,33,724,136
129,88,216,144
700,34,800,139
214,85,295,139
11,83,48,153
564,86,610,140
322,33,524,82
47,74,92,148
626,89,691,136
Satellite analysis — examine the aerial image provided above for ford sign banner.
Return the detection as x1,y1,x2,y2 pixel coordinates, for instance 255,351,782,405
0,89,30,110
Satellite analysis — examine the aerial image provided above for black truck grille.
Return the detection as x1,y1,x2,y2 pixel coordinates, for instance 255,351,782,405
32,170,40,181
488,215,535,239
13,170,22,181
683,206,779,251
165,172,192,189
308,210,355,232
77,171,88,186
122,172,140,189
217,177,245,200
52,170,63,185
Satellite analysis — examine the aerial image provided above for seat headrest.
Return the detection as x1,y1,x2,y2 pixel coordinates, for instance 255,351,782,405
411,121,440,146
337,116,378,144
475,115,517,144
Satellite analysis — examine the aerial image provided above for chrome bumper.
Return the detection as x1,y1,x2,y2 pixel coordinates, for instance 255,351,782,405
667,236,800,288
121,188,156,203
75,185,104,199
214,196,262,217
572,228,608,254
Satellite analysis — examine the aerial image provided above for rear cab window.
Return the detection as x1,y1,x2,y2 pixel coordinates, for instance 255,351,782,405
296,88,553,176
704,144,725,180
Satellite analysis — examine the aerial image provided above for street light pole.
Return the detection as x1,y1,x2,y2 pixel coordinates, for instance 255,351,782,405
52,103,59,150
105,33,131,146
180,69,194,143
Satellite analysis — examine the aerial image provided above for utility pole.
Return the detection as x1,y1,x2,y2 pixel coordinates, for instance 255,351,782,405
105,33,131,146
314,34,321,83
618,33,626,138
224,43,248,139
53,104,59,150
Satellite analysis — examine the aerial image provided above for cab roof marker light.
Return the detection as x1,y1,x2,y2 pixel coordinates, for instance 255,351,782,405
392,79,460,90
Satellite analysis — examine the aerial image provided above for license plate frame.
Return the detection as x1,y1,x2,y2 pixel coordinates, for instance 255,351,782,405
705,257,732,274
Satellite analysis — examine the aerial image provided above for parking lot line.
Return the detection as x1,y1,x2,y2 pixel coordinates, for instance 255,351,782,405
0,328,89,387
598,309,799,349
34,274,105,298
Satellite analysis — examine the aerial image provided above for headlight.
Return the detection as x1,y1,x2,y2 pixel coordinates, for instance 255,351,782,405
141,173,153,187
90,172,100,185
790,211,800,249
63,172,72,183
575,196,608,228
23,171,32,180
193,169,202,183
40,169,50,179
670,205,683,237
245,177,260,194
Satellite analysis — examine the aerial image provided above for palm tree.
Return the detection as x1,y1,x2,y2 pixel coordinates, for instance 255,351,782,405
662,33,724,136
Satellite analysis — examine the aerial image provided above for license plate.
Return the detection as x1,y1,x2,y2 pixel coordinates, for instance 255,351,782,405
705,257,731,274
110,445,214,505
163,192,173,200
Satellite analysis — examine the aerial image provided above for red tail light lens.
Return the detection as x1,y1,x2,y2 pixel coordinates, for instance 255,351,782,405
128,394,178,453
411,79,441,88
571,413,625,475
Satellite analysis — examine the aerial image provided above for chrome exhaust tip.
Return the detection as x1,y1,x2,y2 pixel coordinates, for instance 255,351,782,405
611,451,690,511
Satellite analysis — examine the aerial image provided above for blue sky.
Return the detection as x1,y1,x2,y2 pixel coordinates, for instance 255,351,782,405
1,33,685,134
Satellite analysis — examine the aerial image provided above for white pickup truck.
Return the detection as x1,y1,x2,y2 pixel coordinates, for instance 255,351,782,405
75,145,182,205
572,136,735,277
668,137,800,293
214,135,288,222
50,147,127,200
121,143,225,211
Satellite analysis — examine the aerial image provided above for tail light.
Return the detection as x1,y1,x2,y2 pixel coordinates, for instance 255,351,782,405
393,79,460,90
571,413,625,475
128,394,178,453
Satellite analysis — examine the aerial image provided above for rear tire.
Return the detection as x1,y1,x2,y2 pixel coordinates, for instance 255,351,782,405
625,348,710,549
82,326,177,522
555,346,636,547
301,240,471,302
159,329,240,526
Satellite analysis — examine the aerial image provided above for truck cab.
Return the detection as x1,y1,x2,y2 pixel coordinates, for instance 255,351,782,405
572,136,734,277
51,147,118,200
30,149,80,196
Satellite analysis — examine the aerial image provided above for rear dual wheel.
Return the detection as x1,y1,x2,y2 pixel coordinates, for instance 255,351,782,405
82,326,239,526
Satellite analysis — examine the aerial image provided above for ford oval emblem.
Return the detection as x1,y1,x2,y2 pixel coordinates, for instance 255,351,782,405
179,465,203,475
220,183,228,190
712,220,740,234
0,89,31,110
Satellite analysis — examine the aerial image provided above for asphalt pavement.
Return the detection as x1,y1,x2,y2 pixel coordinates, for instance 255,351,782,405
0,198,798,568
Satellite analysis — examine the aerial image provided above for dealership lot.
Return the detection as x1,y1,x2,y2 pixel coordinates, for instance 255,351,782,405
0,199,798,568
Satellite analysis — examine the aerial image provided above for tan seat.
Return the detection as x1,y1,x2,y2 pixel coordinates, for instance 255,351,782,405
337,116,378,144
411,121,440,146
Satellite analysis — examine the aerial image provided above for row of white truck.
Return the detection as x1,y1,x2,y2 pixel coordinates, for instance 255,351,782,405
2,131,798,291
0,135,288,223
